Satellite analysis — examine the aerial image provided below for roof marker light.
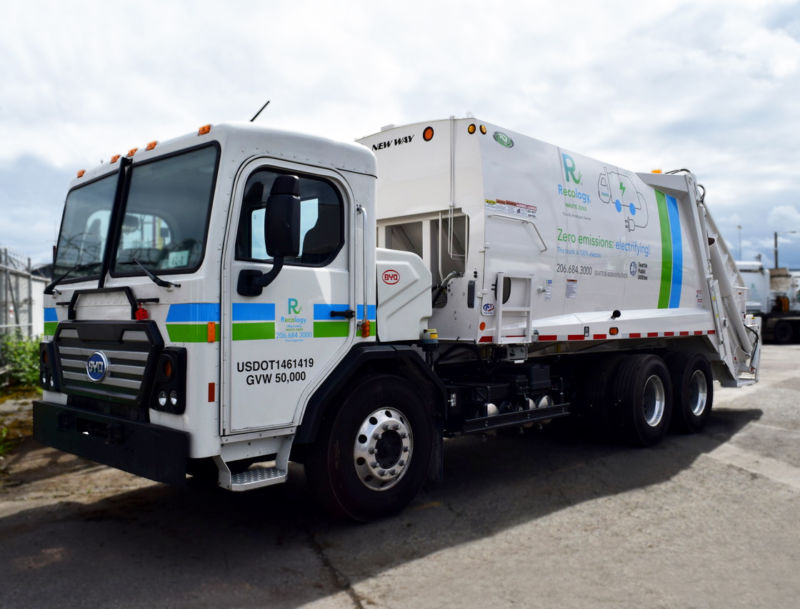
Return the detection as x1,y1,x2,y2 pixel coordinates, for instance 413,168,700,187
652,169,662,174
480,125,487,134
77,169,85,178
127,148,138,157
468,124,476,134
422,126,434,141
146,141,158,151
110,154,121,164
198,124,211,135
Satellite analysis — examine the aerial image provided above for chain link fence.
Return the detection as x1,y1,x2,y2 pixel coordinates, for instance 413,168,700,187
0,248,48,338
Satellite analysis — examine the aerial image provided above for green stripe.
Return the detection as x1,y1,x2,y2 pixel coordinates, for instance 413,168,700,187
655,190,672,309
167,323,219,343
313,321,350,338
232,322,275,341
44,322,58,336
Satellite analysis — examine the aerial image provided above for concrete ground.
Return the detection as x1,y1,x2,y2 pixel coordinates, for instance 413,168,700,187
0,345,798,609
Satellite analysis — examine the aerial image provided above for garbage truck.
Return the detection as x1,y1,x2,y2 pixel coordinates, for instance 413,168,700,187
34,118,761,520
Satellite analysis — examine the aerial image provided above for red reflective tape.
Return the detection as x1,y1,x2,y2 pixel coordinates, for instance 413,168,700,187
647,332,659,338
694,330,703,336
679,331,689,336
593,334,607,340
479,336,493,343
629,332,641,338
708,330,716,335
567,334,585,341
538,335,558,341
664,331,675,337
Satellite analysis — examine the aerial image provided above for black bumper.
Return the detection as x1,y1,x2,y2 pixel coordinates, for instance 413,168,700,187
33,400,189,486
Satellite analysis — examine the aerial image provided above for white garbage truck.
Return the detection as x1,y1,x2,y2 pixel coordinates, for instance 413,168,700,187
34,118,761,520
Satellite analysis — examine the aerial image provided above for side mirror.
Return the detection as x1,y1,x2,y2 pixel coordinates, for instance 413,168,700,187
265,175,301,258
237,174,301,297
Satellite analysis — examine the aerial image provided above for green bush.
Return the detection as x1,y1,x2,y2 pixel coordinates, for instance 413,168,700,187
1,332,40,387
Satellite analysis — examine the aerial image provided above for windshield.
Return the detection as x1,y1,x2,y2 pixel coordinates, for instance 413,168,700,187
113,145,218,274
52,144,219,285
53,174,117,281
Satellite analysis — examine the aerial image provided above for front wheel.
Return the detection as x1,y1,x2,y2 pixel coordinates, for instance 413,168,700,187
305,374,434,521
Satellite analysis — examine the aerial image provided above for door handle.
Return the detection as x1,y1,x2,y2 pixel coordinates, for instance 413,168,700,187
330,309,355,319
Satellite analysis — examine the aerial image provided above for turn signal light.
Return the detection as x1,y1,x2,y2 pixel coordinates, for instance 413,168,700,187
198,124,211,135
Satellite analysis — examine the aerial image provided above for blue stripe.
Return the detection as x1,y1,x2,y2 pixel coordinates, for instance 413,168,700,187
232,303,276,321
166,303,220,323
314,304,376,320
667,195,683,308
44,307,58,322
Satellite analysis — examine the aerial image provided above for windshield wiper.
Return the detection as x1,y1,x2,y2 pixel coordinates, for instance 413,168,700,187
128,258,181,288
44,262,101,294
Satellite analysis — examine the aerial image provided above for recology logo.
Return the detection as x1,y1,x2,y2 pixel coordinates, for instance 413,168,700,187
558,152,591,206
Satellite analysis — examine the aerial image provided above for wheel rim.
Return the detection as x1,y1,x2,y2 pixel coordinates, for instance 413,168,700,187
688,369,708,417
353,407,413,491
642,374,666,427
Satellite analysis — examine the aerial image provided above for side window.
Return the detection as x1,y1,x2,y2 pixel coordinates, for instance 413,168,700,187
235,169,344,266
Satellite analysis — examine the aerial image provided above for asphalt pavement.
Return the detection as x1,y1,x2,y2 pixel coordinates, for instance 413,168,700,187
0,345,798,609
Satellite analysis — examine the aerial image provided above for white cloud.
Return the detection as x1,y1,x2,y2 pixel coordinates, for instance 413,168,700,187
1,0,800,264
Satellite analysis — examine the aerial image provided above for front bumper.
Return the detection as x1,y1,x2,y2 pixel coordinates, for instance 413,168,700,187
33,400,189,486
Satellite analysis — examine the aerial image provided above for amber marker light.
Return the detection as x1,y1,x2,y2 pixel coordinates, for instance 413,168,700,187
422,126,434,141
480,125,487,134
146,141,158,151
651,169,662,174
110,154,121,164
609,327,619,336
468,123,476,134
163,359,174,379
198,124,211,135
127,147,138,157
76,169,85,178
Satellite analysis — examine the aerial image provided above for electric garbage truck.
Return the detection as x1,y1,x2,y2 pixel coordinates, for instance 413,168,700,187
34,118,761,520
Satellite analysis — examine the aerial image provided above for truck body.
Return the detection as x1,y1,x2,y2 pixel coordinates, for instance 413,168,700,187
34,118,761,519
736,260,800,343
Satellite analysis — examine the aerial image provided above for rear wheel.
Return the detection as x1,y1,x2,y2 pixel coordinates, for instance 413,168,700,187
666,352,713,433
612,354,672,446
305,374,434,521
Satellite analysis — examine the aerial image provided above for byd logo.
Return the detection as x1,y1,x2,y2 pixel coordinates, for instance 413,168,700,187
86,351,109,382
382,269,400,285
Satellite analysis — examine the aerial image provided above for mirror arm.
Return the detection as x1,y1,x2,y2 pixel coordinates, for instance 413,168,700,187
237,257,284,296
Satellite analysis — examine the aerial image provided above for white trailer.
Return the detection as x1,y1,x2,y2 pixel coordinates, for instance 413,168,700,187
736,260,800,343
34,118,760,520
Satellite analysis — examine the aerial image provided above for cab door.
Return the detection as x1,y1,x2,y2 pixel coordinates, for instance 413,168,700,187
221,160,355,434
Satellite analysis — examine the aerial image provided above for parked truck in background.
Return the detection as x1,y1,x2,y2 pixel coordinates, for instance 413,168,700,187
736,260,800,343
34,118,761,520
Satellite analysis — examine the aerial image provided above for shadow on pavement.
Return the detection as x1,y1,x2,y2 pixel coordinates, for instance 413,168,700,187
0,406,762,609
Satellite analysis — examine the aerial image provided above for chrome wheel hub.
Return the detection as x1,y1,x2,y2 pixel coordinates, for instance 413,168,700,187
643,374,666,428
688,369,708,417
353,407,413,491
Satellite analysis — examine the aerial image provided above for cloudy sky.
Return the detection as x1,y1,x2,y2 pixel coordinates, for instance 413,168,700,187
1,0,798,268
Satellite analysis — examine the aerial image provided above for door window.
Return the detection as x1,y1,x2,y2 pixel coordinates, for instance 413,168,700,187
235,169,343,266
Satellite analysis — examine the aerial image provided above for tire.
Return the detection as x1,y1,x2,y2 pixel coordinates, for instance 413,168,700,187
773,320,793,344
305,374,434,521
665,352,713,433
611,354,672,446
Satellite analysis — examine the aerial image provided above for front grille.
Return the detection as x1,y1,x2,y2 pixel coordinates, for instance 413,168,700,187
54,321,163,407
